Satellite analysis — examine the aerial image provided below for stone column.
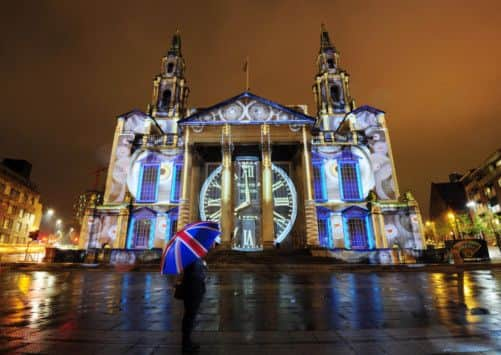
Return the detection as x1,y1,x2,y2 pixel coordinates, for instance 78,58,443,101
220,124,233,248
371,204,387,248
302,126,320,247
261,125,275,249
177,128,192,230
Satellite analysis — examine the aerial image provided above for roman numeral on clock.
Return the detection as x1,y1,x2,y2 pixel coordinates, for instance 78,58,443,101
273,211,288,229
274,197,290,206
208,210,221,221
206,198,221,207
272,180,285,191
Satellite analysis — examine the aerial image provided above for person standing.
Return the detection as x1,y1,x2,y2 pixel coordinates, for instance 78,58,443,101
181,258,207,353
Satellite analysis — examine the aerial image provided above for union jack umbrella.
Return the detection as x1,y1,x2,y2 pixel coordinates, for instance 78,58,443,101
160,221,220,275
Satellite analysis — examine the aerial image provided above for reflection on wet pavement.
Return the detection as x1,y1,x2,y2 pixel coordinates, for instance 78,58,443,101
1,270,501,354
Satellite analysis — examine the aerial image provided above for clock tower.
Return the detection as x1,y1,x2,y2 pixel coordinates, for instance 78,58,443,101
313,24,355,132
149,31,189,132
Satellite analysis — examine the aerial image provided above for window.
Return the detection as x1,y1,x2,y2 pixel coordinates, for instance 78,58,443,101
166,209,178,242
330,83,344,109
15,221,22,232
330,85,341,102
317,207,333,248
3,219,12,229
347,218,369,249
132,219,152,249
160,89,171,109
138,164,160,202
19,209,24,218
338,150,362,201
312,160,327,202
0,182,5,194
167,62,174,73
327,58,335,69
170,161,183,203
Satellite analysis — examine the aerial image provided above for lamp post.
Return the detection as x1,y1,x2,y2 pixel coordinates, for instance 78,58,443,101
447,211,458,240
424,220,437,244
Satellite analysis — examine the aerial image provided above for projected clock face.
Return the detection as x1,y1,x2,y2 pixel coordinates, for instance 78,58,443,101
200,166,223,223
271,164,297,244
199,158,297,247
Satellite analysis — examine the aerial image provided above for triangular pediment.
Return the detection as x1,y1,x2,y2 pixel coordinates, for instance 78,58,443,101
178,92,316,126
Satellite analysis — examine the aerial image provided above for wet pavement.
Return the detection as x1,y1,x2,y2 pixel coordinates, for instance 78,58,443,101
1,270,501,354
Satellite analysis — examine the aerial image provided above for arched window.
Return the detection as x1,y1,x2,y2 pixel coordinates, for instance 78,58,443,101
127,208,156,249
160,89,171,109
342,207,373,250
330,83,344,109
167,62,174,73
327,58,335,69
337,149,363,201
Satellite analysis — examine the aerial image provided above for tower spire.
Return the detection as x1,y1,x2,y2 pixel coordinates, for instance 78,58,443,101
313,24,354,121
168,29,182,56
320,23,335,53
149,30,189,121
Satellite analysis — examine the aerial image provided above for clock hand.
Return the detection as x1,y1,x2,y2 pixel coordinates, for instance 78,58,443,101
234,169,252,215
244,169,251,204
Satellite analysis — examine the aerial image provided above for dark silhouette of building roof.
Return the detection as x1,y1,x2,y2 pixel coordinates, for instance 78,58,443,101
429,182,467,220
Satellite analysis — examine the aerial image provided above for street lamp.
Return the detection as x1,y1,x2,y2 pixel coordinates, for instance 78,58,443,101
46,209,54,217
466,201,477,209
466,200,484,239
447,211,458,240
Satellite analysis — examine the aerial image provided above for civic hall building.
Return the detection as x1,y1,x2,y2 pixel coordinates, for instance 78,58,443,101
80,27,425,263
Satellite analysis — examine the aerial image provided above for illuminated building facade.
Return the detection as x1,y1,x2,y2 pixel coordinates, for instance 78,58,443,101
73,190,103,228
80,27,424,262
0,159,43,244
460,149,501,241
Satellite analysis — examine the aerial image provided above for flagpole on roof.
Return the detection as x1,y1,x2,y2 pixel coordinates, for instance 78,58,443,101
244,56,249,91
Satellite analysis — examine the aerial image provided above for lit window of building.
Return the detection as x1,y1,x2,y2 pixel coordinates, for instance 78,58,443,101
337,149,362,202
138,164,160,202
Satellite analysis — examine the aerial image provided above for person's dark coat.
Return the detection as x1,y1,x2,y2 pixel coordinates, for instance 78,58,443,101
182,258,206,301
181,258,207,347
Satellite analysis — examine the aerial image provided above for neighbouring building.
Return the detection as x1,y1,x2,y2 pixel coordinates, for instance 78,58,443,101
0,159,43,244
461,149,501,241
73,190,103,227
429,174,468,221
79,26,425,262
428,174,469,241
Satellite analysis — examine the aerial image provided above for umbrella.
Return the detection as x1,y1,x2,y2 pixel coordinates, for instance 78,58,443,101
161,221,220,275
